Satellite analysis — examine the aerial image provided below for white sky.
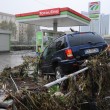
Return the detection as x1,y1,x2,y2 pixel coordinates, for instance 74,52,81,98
0,0,110,14
0,0,110,31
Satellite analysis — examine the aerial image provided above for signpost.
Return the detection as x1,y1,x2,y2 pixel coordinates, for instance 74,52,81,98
89,1,100,19
88,1,101,34
89,1,100,14
36,31,43,53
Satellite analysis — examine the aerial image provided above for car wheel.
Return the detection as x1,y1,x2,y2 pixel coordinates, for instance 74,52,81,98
55,66,63,80
38,69,42,76
55,66,69,93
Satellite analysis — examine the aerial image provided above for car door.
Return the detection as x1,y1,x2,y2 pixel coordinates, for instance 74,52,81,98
40,42,56,73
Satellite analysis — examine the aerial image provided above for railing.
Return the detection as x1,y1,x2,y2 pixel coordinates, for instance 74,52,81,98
44,67,89,88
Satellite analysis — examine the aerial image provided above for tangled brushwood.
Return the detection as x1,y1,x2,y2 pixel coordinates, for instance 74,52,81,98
0,52,110,110
86,52,110,110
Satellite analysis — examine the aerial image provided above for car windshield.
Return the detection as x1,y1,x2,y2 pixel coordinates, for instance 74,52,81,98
68,32,105,47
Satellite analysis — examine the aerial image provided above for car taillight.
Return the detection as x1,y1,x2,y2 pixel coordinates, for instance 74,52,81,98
65,49,74,59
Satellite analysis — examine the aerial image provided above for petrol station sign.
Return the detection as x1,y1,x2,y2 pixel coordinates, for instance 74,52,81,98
39,8,60,17
89,1,100,19
89,1,100,14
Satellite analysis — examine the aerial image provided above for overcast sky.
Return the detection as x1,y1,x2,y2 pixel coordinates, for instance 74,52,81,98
0,0,110,15
0,0,110,31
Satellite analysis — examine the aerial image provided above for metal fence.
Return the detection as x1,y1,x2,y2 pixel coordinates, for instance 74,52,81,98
44,67,89,88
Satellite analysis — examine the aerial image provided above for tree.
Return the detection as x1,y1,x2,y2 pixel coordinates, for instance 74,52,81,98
8,21,17,39
0,21,17,40
0,21,9,30
26,24,35,45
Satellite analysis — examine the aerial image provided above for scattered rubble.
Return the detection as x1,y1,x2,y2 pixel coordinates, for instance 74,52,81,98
0,51,110,110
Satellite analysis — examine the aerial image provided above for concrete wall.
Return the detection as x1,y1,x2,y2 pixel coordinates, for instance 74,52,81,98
0,30,11,52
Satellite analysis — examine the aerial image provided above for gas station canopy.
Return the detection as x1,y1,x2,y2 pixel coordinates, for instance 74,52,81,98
16,7,91,53
16,7,91,27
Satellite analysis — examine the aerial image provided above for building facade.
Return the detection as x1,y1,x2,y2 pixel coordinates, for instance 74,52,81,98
0,12,40,44
0,29,11,52
80,11,110,36
0,12,19,41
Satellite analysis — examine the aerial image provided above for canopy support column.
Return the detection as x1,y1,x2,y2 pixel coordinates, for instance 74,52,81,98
53,21,58,34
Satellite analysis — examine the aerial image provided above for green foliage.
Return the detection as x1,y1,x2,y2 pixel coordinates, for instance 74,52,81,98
8,21,17,37
26,24,35,44
48,84,60,94
0,21,9,30
0,20,17,38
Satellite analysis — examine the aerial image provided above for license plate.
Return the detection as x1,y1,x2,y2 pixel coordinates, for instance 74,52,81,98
85,48,99,54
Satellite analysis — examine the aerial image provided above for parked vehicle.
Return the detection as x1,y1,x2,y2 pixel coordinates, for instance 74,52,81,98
38,32,107,79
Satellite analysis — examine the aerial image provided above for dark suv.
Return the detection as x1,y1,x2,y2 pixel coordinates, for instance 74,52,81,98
39,32,107,79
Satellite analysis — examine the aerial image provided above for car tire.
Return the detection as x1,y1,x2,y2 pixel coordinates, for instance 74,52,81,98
55,66,63,80
55,66,69,93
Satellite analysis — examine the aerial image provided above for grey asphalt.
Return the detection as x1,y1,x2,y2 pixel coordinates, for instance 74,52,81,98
0,53,23,72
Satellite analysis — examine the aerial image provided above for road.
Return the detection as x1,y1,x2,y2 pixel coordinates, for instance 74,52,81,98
0,50,36,72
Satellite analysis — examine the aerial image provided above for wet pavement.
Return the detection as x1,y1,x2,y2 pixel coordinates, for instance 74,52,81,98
0,50,36,72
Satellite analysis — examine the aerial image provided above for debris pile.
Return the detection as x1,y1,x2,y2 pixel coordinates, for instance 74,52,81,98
0,52,110,110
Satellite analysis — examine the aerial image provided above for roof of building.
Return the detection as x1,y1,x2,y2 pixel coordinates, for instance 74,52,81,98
0,12,14,17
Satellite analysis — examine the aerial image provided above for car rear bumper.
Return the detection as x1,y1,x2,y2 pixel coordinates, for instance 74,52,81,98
59,59,83,74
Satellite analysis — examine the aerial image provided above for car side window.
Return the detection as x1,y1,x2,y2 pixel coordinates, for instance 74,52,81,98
56,37,65,51
47,42,56,56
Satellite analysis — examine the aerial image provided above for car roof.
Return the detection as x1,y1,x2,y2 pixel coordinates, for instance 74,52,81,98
52,32,96,43
68,31,96,36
